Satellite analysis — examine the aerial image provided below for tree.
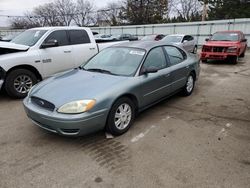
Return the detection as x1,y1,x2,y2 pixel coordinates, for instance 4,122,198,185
123,0,168,25
206,0,250,20
169,0,202,21
73,0,95,26
33,3,61,26
97,1,123,26
54,0,76,26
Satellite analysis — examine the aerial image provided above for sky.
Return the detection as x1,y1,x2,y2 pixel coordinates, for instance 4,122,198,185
0,0,114,27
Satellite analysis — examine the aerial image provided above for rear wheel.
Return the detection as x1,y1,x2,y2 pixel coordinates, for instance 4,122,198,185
5,69,38,98
182,74,195,96
106,97,135,136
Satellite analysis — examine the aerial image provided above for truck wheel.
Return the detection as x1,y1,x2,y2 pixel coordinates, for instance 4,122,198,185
228,56,238,64
106,97,135,136
5,69,38,99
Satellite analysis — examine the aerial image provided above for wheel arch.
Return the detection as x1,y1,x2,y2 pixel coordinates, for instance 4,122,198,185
6,65,42,81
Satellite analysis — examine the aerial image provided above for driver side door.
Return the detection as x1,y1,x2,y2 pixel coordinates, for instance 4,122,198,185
139,47,172,108
39,30,73,78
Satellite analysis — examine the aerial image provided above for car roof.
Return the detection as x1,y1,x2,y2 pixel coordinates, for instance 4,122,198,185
29,26,89,31
113,41,175,51
166,34,185,37
215,30,242,34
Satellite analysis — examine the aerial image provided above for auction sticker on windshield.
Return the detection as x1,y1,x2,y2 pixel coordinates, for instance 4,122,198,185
129,50,145,56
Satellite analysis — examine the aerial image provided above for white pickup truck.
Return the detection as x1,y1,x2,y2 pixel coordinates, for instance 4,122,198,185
0,27,125,98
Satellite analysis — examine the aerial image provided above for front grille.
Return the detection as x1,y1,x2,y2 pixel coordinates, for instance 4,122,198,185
202,46,212,52
212,47,225,53
31,97,55,111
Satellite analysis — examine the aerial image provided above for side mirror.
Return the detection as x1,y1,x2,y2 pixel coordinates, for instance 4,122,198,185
41,39,58,49
141,67,158,75
205,38,209,42
241,39,247,42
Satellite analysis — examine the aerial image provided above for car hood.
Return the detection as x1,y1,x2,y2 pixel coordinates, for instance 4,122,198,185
31,69,128,107
204,41,239,47
0,41,29,55
0,41,29,50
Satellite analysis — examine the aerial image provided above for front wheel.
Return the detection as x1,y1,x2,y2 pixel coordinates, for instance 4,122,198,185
5,69,38,98
228,56,238,64
182,74,195,96
106,97,135,136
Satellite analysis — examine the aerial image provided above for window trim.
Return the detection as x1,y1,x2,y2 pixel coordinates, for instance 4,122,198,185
139,46,168,75
41,30,69,48
163,45,187,66
67,29,91,45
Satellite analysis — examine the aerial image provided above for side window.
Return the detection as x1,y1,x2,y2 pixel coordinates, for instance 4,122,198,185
142,47,167,70
189,36,194,41
44,30,69,47
183,36,189,42
164,46,186,66
69,30,90,45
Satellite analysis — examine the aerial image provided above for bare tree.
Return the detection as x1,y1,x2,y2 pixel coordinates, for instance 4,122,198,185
169,0,202,21
33,3,61,26
98,1,123,26
54,0,76,26
73,0,95,26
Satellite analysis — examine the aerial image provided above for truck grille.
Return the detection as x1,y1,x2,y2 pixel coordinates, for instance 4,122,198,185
31,97,55,111
212,47,225,52
202,46,226,53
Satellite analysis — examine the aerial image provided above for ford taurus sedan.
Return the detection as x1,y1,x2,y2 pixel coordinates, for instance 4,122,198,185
23,41,200,137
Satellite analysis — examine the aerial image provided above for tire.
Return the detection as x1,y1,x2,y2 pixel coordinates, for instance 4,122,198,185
182,73,195,96
240,47,246,58
5,69,38,99
201,59,207,63
228,56,238,64
106,97,135,136
192,45,198,54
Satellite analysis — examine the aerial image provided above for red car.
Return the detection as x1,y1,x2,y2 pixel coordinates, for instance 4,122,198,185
201,31,248,64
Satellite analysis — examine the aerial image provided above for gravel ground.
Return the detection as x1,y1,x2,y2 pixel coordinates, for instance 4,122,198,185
0,51,249,188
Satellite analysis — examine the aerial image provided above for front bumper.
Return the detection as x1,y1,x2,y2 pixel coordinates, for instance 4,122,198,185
200,52,238,60
23,97,109,136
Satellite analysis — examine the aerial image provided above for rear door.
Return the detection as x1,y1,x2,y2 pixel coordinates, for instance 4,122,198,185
164,46,190,91
139,47,172,107
39,30,73,77
68,29,98,67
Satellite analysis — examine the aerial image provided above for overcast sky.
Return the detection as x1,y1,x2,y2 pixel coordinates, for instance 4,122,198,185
0,0,114,27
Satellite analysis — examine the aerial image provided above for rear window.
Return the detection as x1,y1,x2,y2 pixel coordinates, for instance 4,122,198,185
69,30,90,45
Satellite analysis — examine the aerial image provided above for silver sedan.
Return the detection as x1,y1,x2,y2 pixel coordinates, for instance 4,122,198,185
162,34,197,53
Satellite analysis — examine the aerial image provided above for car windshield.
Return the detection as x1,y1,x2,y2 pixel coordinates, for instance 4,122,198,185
82,47,146,76
11,30,47,46
210,32,239,41
162,36,183,43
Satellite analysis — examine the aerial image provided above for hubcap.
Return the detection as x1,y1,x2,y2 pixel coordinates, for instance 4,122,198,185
14,75,33,94
114,103,132,130
186,76,194,93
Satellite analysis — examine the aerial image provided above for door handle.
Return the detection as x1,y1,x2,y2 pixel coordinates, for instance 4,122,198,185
64,50,71,53
89,48,96,50
165,74,170,78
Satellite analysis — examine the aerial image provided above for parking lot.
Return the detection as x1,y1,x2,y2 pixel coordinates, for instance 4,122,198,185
0,51,250,188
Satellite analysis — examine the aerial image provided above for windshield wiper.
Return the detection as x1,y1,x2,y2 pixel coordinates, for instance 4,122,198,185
85,68,117,75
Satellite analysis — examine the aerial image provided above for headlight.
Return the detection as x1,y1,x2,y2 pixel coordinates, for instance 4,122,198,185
227,46,238,53
57,100,96,114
